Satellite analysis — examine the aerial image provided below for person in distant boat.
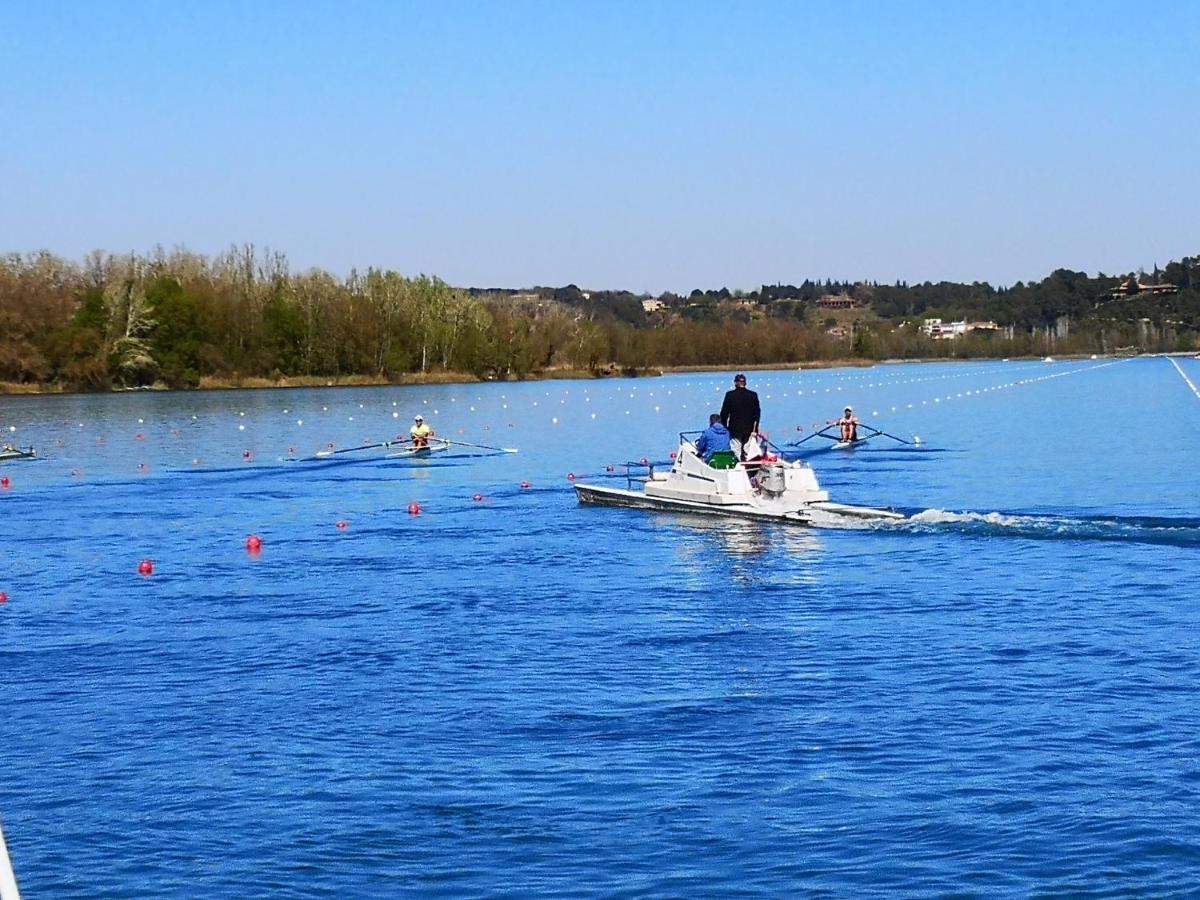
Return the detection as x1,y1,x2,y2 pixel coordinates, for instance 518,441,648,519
837,406,859,443
2,443,14,452
410,414,435,449
719,373,761,460
694,413,731,463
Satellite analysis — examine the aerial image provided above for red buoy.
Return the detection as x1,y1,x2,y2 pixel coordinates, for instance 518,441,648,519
408,502,422,515
519,481,531,489
243,450,253,460
567,473,576,481
472,494,484,502
669,451,677,460
246,535,263,552
640,457,649,465
0,591,8,604
138,559,154,576
336,520,349,530
0,476,9,489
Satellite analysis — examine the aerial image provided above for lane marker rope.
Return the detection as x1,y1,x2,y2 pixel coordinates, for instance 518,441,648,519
1169,357,1200,401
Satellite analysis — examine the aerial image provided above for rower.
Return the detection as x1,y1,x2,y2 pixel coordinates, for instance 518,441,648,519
410,414,435,449
837,406,859,442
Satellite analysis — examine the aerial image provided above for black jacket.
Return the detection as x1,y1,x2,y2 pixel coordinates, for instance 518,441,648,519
719,387,760,441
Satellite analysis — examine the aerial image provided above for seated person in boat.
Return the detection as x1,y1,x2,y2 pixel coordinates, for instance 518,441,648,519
410,414,435,448
693,413,731,463
837,407,859,442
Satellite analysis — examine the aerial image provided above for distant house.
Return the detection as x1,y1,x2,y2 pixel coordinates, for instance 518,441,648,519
816,294,868,310
921,318,967,339
968,321,1000,333
642,298,666,313
1108,278,1179,299
921,319,1001,340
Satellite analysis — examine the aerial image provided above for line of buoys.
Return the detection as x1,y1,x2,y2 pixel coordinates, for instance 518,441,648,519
1169,357,1200,400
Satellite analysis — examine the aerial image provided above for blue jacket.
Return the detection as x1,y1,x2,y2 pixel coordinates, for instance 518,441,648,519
694,422,731,461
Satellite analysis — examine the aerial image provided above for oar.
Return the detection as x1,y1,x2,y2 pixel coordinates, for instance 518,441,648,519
789,424,839,446
857,423,915,445
315,438,408,458
440,438,519,454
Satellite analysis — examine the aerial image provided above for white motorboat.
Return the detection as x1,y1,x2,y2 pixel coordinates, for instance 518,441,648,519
574,435,904,524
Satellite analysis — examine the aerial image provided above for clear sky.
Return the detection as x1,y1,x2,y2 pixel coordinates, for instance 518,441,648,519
1,1,1196,293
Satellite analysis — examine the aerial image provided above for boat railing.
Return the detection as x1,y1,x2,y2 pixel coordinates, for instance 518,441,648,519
678,430,797,468
618,459,655,489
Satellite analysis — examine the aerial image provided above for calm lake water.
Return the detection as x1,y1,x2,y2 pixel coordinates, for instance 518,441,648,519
3,357,1199,897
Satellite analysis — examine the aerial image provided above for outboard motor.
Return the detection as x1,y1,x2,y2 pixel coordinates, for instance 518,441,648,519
759,462,788,496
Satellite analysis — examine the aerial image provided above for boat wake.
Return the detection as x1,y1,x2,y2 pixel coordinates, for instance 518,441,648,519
814,506,1200,547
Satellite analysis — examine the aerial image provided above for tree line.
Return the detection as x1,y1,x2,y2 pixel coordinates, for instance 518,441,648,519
0,246,1196,390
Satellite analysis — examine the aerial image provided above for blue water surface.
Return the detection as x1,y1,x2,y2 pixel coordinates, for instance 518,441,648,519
2,357,1199,897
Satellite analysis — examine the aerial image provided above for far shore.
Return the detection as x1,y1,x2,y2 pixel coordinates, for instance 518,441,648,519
0,352,1156,397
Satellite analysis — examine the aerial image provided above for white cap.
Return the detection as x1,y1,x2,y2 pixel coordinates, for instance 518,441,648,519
414,414,424,421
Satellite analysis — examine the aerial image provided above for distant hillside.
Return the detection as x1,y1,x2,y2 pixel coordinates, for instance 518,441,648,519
1,247,1196,391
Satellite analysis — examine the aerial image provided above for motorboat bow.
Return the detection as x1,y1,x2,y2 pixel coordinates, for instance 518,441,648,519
574,434,904,524
0,445,35,462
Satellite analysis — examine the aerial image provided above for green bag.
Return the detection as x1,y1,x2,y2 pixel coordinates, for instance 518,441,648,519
708,451,738,469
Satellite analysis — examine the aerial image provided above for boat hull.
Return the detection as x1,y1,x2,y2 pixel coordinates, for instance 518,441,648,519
386,442,450,458
576,483,903,524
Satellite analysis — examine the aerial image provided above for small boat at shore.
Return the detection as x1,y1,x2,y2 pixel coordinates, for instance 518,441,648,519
574,434,903,525
0,445,36,462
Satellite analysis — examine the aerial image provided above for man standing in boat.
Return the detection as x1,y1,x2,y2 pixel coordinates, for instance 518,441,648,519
719,373,761,460
410,414,435,449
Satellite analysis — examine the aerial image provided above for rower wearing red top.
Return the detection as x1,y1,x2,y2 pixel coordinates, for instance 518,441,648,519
837,407,859,442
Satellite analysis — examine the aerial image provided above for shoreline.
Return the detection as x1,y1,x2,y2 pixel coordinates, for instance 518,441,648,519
0,352,1154,397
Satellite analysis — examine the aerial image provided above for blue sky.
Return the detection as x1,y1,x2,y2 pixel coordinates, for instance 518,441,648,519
1,1,1196,292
